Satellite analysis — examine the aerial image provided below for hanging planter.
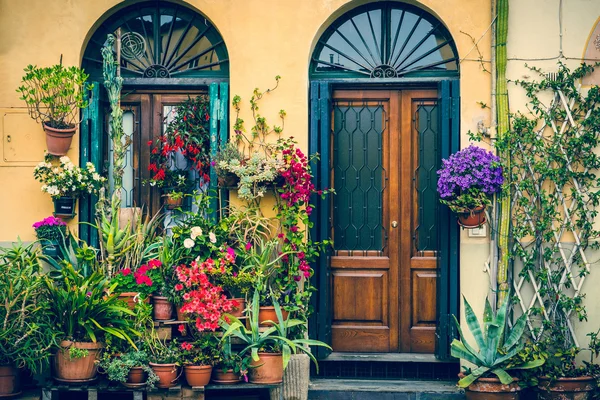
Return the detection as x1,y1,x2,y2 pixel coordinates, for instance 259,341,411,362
457,206,486,228
53,197,77,218
163,192,184,210
43,124,76,156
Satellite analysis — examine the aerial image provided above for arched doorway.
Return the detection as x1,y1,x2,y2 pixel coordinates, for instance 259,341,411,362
79,1,229,241
308,1,460,360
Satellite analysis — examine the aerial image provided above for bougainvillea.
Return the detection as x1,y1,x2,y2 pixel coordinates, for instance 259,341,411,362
436,145,503,212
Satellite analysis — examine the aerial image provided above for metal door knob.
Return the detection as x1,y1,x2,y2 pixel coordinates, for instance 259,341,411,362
391,221,398,228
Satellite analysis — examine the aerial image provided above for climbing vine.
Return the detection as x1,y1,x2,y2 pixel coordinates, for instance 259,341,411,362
495,62,600,348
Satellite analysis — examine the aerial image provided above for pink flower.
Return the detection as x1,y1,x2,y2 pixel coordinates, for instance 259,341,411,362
245,242,252,251
121,268,132,276
175,283,183,291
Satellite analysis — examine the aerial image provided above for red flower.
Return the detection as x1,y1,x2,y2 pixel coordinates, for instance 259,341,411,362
153,169,166,181
121,268,131,276
178,324,186,333
147,140,153,146
175,283,183,291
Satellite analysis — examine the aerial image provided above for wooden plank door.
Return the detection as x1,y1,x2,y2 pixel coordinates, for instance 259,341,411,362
330,90,399,352
400,90,439,353
329,89,440,354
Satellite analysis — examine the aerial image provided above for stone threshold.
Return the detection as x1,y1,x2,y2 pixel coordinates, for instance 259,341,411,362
309,379,464,400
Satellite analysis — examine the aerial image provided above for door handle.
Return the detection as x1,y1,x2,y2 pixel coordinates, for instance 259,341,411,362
391,221,398,228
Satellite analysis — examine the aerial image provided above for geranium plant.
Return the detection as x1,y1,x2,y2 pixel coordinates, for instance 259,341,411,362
180,334,221,366
436,145,504,213
33,216,67,241
34,155,105,199
111,259,164,298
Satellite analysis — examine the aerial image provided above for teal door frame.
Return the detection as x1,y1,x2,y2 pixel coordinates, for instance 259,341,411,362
308,78,460,361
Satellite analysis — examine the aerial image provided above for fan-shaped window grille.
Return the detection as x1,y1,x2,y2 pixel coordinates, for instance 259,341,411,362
83,1,228,79
311,2,458,78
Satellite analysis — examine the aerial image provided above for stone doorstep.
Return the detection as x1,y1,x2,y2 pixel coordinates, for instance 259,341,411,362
308,379,465,400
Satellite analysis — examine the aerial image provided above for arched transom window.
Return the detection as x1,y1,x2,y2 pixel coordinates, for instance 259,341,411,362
83,1,229,80
311,2,458,78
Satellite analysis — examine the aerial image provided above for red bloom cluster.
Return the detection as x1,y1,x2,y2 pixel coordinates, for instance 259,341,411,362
280,146,315,214
175,257,237,331
181,342,193,351
134,259,162,286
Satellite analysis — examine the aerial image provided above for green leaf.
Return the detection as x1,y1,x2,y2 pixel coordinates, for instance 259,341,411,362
453,316,486,365
457,366,489,388
491,368,513,384
504,313,528,350
450,340,485,366
463,296,486,351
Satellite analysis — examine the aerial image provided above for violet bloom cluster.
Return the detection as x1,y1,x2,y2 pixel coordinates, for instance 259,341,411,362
32,216,67,229
437,145,504,199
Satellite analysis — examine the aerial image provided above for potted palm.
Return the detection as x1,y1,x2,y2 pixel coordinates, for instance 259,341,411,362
97,351,159,389
34,155,105,218
0,242,57,397
17,62,91,156
437,145,504,228
46,263,137,383
33,215,67,258
451,296,544,399
220,290,330,384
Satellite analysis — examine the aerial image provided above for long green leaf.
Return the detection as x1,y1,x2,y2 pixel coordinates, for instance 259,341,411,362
457,366,489,388
463,296,486,351
483,297,493,336
453,316,486,365
504,313,528,350
495,297,509,347
491,368,514,384
450,340,486,366
510,358,545,370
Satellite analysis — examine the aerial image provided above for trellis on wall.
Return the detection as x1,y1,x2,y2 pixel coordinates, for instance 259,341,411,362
497,64,600,347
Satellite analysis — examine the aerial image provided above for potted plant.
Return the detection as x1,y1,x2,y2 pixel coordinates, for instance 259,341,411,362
534,325,598,399
436,145,504,228
181,334,221,387
220,290,330,384
33,216,67,258
214,143,243,188
0,242,57,397
34,155,105,218
17,63,91,155
450,296,544,399
110,266,154,310
97,351,159,389
144,337,181,388
211,341,249,385
46,263,137,383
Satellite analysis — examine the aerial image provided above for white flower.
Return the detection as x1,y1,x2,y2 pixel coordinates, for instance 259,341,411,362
59,156,70,164
190,226,203,240
209,232,217,244
183,238,195,249
86,162,95,172
92,173,101,181
41,184,48,192
47,186,60,196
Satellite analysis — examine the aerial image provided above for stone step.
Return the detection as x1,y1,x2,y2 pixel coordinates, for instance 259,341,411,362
308,379,465,400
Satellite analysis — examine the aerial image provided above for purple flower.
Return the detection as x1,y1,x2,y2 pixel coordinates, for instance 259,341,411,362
33,216,67,229
86,291,92,298
437,145,504,199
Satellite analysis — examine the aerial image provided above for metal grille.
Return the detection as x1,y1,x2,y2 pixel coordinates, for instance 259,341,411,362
511,86,593,346
311,2,458,78
332,101,387,255
83,2,229,80
313,361,459,380
414,102,439,253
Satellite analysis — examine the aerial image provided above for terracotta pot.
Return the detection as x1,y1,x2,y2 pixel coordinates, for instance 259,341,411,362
164,195,183,210
153,296,174,320
53,341,103,382
118,292,150,310
538,376,596,400
211,368,241,385
461,374,521,400
127,367,146,384
176,306,186,322
184,365,212,387
249,353,283,384
0,365,20,397
259,306,289,327
457,206,486,228
230,298,246,319
149,363,179,388
44,123,76,156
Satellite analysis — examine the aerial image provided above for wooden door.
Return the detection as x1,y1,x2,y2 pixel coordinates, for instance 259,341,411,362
104,91,206,216
329,89,439,354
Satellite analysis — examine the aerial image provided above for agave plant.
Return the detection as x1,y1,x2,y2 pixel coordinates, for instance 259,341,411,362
451,296,544,388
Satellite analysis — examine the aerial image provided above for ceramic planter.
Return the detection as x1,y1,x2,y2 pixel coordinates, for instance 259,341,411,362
457,206,486,228
229,298,246,319
152,296,174,321
0,365,20,398
249,353,283,384
184,365,212,387
149,363,179,388
118,292,150,310
43,123,76,156
53,341,102,382
163,195,183,210
40,239,60,258
211,368,241,385
462,375,522,400
269,353,310,400
259,307,289,327
538,376,596,400
53,197,77,218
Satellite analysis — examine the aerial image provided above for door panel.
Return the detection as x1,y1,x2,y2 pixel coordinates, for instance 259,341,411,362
330,88,439,354
330,90,399,353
